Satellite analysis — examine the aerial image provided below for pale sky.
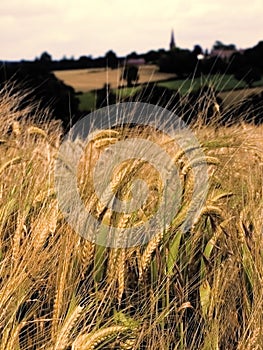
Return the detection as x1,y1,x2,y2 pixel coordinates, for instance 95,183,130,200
1,0,262,61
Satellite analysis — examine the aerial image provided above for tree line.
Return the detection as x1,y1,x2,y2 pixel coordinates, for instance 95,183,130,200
20,40,263,87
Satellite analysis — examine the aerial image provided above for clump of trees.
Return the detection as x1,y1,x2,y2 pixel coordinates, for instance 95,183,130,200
212,40,236,50
159,49,198,78
229,42,263,87
121,65,139,87
157,40,263,86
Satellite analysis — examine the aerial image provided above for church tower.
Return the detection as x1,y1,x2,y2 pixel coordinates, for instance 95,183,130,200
170,29,176,50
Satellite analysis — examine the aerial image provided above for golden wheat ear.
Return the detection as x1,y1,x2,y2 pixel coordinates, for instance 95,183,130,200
27,125,49,139
54,305,83,350
12,121,21,137
72,325,130,350
139,231,163,280
0,156,21,175
80,238,96,270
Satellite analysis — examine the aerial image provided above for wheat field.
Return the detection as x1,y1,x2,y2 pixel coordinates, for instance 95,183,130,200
53,65,177,92
0,83,263,350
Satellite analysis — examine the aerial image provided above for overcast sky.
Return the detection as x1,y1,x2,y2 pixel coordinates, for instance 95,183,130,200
1,0,262,61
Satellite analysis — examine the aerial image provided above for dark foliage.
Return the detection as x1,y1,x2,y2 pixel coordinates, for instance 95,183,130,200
95,84,116,108
121,65,139,87
0,61,80,129
159,49,198,78
105,50,119,69
234,66,261,88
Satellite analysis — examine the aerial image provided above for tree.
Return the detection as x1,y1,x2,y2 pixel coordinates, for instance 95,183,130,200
105,50,118,69
127,51,139,59
158,53,175,73
39,51,52,63
212,41,236,51
143,50,161,64
201,56,227,74
212,41,224,50
244,41,263,72
121,65,139,87
193,45,203,57
226,91,263,124
78,55,93,69
158,49,197,78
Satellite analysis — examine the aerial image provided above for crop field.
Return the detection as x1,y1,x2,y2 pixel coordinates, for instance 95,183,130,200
0,82,263,349
53,65,177,92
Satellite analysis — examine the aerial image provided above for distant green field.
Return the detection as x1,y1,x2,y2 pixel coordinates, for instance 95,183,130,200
78,91,96,111
158,74,263,94
114,86,141,99
78,87,140,112
78,74,263,111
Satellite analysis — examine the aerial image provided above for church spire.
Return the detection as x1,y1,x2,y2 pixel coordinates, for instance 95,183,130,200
170,29,176,50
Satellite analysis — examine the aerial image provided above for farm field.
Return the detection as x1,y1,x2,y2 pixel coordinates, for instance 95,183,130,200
0,85,263,349
53,65,177,92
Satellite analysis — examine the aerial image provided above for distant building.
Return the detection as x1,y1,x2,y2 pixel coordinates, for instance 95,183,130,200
210,49,237,61
126,58,145,66
210,45,245,62
170,30,176,50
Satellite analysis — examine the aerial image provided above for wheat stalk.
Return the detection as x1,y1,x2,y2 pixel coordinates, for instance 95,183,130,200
91,129,119,141
54,305,83,350
107,248,120,284
182,156,219,175
117,248,126,304
27,125,48,137
80,239,96,270
0,157,21,175
2,321,26,350
139,230,163,279
51,234,72,341
72,325,130,350
172,145,206,165
31,201,57,252
94,137,118,149
12,121,21,137
11,211,26,267
210,192,234,202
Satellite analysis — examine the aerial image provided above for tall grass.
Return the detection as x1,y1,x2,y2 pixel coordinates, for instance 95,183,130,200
0,82,262,350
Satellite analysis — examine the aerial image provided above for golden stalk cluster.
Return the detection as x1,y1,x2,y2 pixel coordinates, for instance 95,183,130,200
0,83,262,349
